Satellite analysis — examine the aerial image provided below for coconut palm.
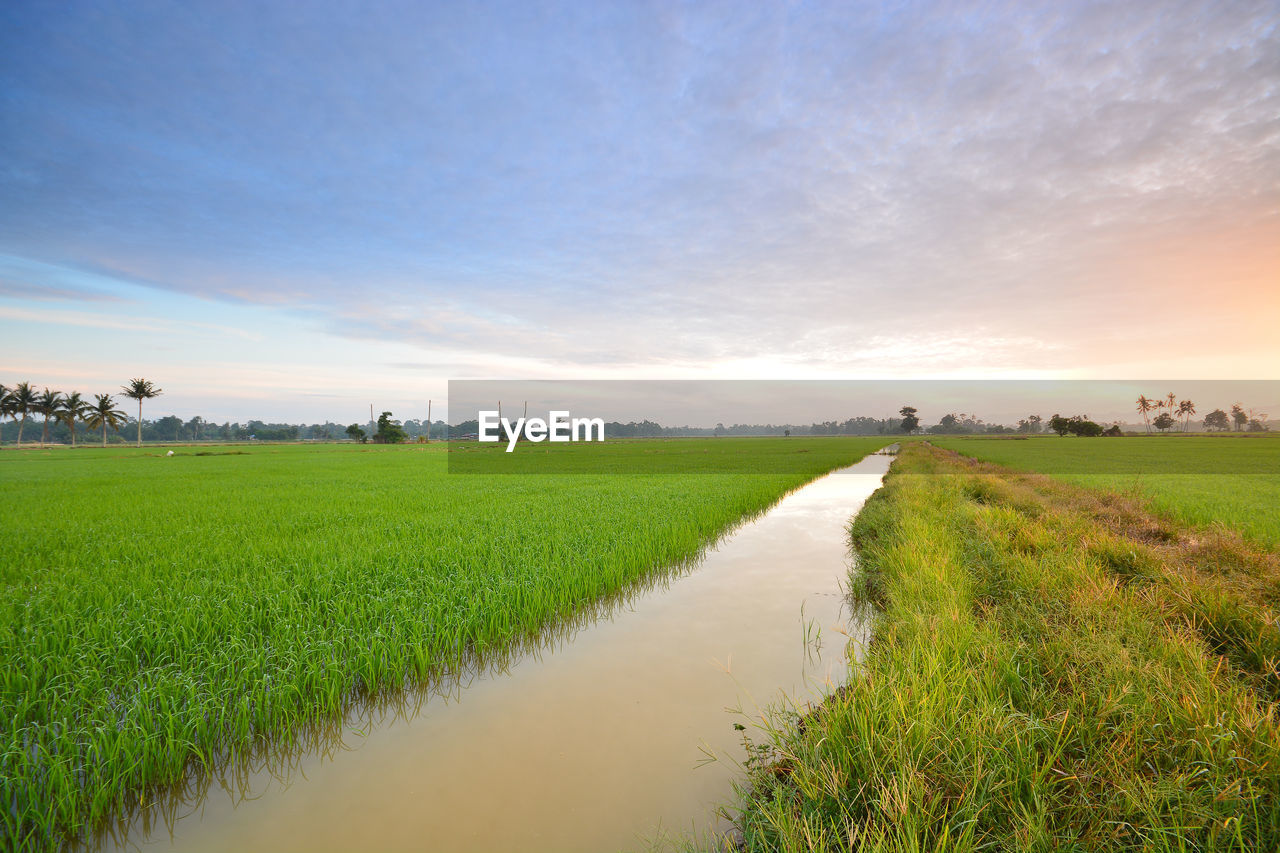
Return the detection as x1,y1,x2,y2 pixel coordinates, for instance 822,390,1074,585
1136,395,1154,434
121,378,162,447
1177,399,1196,433
86,394,128,447
57,392,90,447
34,388,62,448
11,381,37,445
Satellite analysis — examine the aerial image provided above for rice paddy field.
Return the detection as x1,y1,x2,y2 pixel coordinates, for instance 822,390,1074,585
931,434,1280,547
733,438,1280,852
0,437,885,851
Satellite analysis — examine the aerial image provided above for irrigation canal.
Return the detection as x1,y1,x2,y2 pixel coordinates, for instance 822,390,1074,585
87,450,895,852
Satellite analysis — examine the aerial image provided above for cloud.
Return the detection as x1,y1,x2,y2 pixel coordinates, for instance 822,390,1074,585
0,305,263,341
1,0,1276,380
0,278,124,302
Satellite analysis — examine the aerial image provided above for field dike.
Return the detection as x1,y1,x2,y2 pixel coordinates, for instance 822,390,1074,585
726,442,1280,852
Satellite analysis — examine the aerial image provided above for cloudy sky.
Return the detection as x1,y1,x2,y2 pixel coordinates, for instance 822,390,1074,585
1,0,1277,423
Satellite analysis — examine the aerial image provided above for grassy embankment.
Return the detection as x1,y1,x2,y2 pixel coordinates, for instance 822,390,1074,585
1,437,884,851
933,434,1280,548
734,441,1280,851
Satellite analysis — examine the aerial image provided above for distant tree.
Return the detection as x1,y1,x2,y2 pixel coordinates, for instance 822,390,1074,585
1248,417,1270,433
1231,403,1248,432
1153,412,1175,433
1103,424,1123,437
1166,392,1177,417
375,412,407,444
784,429,790,437
899,406,919,433
1066,416,1104,437
714,422,725,437
938,413,959,433
85,394,127,447
1202,409,1231,432
121,379,162,447
152,415,185,442
34,388,61,447
1048,414,1072,436
10,382,36,445
57,392,89,446
1136,395,1155,434
1016,414,1043,434
1177,399,1196,432
346,423,367,443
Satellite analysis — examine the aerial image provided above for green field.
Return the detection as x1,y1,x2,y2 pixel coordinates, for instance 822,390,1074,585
931,434,1280,547
0,437,885,850
734,441,1280,851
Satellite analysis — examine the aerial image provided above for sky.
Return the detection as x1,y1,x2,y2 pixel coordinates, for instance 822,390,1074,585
1,0,1277,424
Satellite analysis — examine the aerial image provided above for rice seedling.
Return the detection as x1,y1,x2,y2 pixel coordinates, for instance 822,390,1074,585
0,437,884,851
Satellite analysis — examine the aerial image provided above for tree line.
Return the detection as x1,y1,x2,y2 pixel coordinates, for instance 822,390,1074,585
0,379,161,447
897,406,1111,436
1135,393,1268,434
0,382,448,446
895,399,1270,437
4,382,1270,447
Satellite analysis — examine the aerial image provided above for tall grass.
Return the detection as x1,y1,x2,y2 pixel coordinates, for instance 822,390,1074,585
732,443,1280,851
0,438,885,850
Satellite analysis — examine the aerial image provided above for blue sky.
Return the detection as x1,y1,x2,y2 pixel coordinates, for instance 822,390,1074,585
2,0,1277,422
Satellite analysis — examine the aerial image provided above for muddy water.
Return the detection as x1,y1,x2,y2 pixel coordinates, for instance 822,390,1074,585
93,452,893,853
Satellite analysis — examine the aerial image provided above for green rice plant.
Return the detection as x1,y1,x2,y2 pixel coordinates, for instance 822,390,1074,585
0,437,884,851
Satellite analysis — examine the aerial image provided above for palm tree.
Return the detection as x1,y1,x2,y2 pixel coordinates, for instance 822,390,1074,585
1177,399,1196,433
0,384,11,446
57,392,90,447
121,378,162,447
1166,392,1177,415
34,388,62,448
1136,395,1154,434
86,394,128,447
11,382,37,446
